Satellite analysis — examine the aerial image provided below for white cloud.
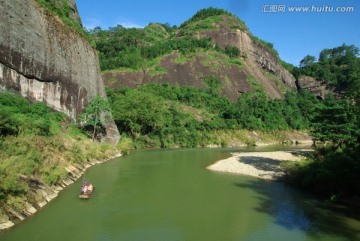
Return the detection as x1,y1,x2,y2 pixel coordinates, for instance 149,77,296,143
82,17,103,30
114,18,144,28
82,17,144,30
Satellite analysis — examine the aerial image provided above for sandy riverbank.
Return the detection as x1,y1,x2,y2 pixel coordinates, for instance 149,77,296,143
207,150,312,180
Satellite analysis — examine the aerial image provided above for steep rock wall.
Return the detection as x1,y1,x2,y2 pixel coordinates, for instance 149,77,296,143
103,52,251,102
197,18,297,98
0,0,119,143
296,76,332,99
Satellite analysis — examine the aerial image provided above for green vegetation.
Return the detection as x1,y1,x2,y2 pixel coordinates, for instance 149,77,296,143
80,95,112,141
88,7,270,72
224,46,241,58
280,60,296,73
251,35,279,58
0,92,119,214
6,3,359,224
107,83,316,148
293,44,360,89
90,23,214,71
177,15,220,36
284,44,360,201
179,7,248,31
0,91,63,137
35,0,95,46
100,41,360,202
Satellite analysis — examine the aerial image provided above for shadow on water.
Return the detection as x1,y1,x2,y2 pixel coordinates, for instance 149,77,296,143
235,180,360,240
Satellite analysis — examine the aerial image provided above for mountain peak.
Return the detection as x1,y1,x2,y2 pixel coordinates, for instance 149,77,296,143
178,7,248,36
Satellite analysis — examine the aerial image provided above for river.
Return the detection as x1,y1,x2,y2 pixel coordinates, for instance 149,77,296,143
0,147,359,241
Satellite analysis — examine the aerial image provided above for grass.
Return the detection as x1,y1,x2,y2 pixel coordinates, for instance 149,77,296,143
251,35,279,59
149,66,168,76
206,129,292,147
265,72,289,94
178,16,219,36
144,23,171,42
173,52,189,64
180,7,248,32
247,75,264,92
197,49,242,71
35,0,95,46
226,58,243,67
199,50,224,71
0,92,120,218
179,14,248,37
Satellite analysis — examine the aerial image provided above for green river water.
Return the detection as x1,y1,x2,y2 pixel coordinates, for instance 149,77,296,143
0,147,359,241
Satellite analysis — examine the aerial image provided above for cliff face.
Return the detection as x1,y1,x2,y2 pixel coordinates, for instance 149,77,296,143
103,15,296,100
296,76,332,99
179,16,297,98
0,0,120,143
103,52,251,101
204,18,297,97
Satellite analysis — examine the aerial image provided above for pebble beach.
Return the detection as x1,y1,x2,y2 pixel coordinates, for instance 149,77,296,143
207,150,311,180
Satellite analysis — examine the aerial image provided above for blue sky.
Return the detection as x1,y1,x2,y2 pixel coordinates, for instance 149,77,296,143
76,0,360,66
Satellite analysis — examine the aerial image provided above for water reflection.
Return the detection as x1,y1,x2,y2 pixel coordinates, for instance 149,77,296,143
235,180,360,241
1,148,359,241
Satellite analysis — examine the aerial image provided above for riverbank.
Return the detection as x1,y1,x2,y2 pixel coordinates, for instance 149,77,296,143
207,150,312,180
0,151,122,231
206,130,313,147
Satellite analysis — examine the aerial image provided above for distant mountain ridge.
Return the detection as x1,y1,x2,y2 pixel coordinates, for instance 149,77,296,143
91,8,296,101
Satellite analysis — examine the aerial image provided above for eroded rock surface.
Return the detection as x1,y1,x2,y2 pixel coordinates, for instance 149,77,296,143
0,0,120,143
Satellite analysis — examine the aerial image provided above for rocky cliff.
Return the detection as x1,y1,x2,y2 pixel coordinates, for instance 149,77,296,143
102,15,296,101
0,0,120,143
296,76,331,99
197,16,297,98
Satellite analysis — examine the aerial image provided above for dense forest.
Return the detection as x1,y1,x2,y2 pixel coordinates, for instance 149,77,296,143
284,44,360,200
293,44,360,91
106,84,315,148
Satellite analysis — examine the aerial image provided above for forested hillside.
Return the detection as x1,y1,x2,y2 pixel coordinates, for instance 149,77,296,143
89,8,248,71
106,84,316,148
88,8,322,149
293,44,360,93
284,44,360,201
90,7,295,101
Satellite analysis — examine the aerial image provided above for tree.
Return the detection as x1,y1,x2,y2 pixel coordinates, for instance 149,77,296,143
224,46,240,58
203,76,222,96
312,96,357,146
110,90,168,136
296,44,360,88
299,55,316,68
79,96,111,141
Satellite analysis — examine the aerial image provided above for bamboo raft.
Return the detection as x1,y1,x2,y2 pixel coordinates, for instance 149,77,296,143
79,184,94,199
